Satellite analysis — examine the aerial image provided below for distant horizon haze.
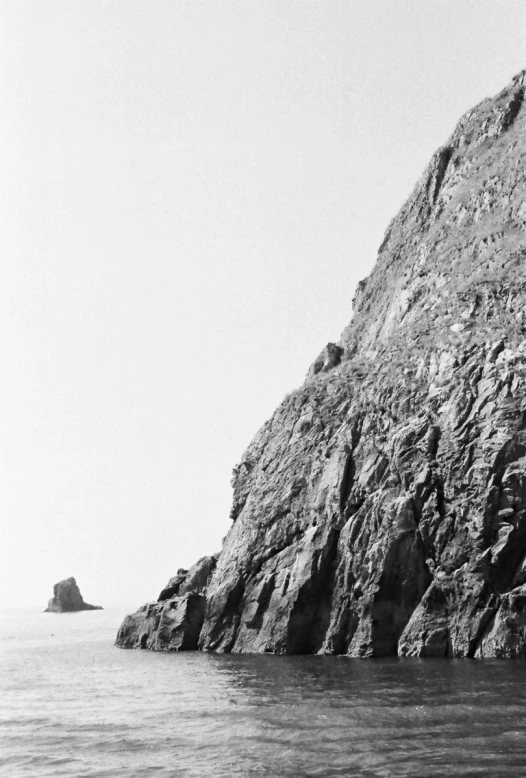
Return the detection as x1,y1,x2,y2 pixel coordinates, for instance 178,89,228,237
1,0,525,608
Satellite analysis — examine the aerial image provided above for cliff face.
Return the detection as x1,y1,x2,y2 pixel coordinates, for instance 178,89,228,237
117,70,526,657
45,577,102,613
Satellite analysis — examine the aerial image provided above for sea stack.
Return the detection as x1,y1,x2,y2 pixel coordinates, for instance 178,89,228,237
117,70,526,657
45,577,103,612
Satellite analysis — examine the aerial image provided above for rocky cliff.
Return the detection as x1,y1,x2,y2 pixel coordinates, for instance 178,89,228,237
117,70,526,657
45,577,102,612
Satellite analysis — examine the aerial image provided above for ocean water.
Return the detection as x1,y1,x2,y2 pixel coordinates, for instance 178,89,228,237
1,609,526,778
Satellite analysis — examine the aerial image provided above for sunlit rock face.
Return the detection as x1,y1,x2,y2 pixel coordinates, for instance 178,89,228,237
45,577,102,612
118,70,526,657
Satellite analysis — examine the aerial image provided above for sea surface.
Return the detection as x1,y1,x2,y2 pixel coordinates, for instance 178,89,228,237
1,608,526,778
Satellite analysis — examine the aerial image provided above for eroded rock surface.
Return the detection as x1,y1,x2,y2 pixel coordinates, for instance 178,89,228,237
116,556,218,650
45,577,102,612
118,70,526,657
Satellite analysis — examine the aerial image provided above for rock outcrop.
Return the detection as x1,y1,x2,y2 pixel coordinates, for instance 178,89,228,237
116,556,217,649
45,577,102,612
117,70,526,657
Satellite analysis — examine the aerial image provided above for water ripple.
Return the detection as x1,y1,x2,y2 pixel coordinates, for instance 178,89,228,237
1,610,526,777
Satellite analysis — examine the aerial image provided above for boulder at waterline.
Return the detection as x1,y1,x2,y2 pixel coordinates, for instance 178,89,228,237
116,556,217,650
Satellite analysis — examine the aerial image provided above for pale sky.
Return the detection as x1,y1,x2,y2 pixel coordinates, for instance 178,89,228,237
1,1,524,608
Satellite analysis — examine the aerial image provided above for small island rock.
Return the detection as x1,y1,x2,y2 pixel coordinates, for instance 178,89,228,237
45,577,103,612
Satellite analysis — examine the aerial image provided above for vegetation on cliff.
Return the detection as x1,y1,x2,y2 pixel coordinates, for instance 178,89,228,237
117,70,526,657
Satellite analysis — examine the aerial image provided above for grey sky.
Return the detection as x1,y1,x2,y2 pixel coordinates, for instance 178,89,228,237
1,0,525,607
